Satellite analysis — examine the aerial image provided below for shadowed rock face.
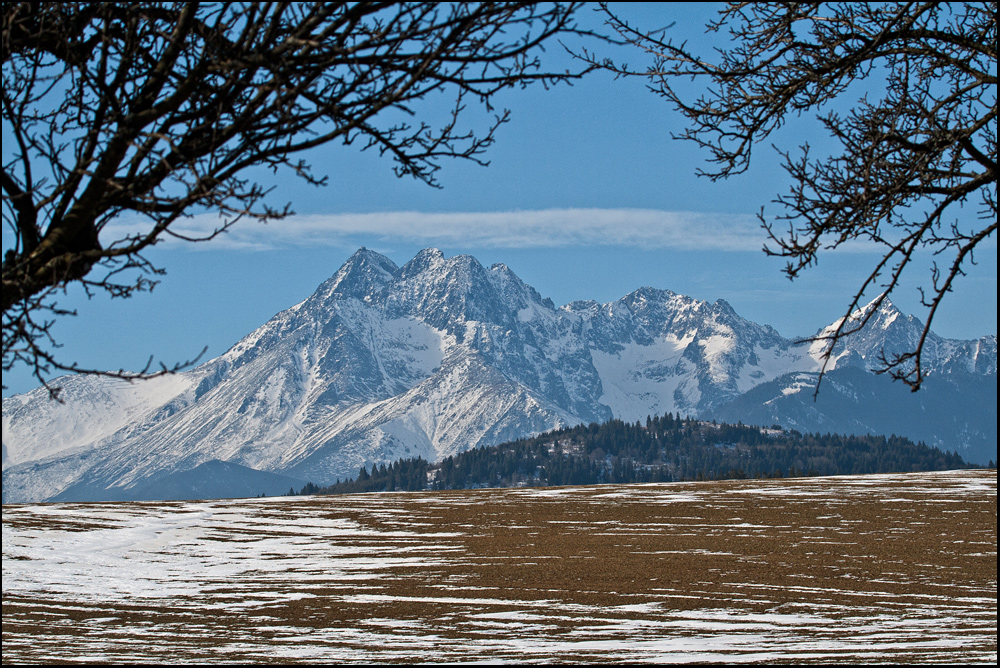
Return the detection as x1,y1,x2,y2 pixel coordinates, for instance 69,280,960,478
3,249,996,502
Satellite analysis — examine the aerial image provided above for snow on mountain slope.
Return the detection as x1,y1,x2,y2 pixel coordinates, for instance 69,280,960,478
3,248,995,502
805,296,996,376
2,372,199,470
579,289,810,418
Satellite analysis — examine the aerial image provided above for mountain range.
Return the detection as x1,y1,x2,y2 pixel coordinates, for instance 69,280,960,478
3,247,995,502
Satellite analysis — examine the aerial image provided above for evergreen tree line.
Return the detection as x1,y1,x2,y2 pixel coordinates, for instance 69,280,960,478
298,414,975,495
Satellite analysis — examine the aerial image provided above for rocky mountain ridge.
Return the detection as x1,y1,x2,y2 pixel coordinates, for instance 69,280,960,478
3,248,995,502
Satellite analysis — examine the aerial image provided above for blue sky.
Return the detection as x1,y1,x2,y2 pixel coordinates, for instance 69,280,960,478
3,3,996,397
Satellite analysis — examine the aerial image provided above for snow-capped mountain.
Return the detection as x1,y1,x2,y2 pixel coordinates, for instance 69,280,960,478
3,248,995,502
805,296,997,376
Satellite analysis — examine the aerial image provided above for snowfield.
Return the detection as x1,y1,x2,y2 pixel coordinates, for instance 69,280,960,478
3,470,996,664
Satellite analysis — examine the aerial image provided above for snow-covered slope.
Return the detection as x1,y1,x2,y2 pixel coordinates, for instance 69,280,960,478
2,372,200,469
3,248,995,502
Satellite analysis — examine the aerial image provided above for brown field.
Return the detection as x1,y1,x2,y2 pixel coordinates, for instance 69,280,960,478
2,470,996,664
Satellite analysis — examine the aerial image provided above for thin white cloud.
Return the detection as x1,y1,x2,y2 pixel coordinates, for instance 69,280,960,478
103,207,999,255
102,208,771,252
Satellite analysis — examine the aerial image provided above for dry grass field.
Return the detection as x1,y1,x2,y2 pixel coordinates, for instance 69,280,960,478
3,470,996,664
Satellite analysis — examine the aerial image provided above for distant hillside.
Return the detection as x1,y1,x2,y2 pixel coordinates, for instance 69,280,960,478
705,367,998,465
51,459,308,502
311,413,977,495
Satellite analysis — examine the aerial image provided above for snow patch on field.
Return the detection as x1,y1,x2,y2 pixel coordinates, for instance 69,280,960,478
3,471,995,664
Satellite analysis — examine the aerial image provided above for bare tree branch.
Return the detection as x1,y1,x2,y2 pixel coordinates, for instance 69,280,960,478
2,2,596,396
589,1,997,391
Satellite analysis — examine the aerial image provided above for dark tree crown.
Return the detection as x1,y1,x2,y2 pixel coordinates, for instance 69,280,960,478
2,2,593,396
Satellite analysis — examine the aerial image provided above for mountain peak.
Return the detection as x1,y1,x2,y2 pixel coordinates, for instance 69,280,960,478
315,247,398,302
811,293,932,374
345,246,397,269
395,248,490,285
857,293,901,318
714,298,736,314
847,295,916,335
397,247,449,279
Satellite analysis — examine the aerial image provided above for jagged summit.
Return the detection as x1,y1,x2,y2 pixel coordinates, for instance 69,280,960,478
396,246,446,277
3,248,995,503
811,294,941,374
822,294,908,332
321,246,399,300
